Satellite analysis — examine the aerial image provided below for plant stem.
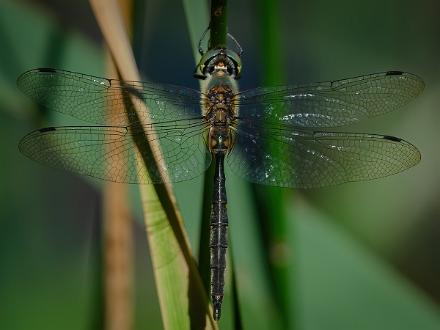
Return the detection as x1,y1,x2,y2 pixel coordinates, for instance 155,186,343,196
209,0,228,49
258,0,291,328
199,0,230,293
103,2,134,330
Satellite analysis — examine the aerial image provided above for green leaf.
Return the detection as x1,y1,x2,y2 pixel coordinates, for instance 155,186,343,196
291,198,440,330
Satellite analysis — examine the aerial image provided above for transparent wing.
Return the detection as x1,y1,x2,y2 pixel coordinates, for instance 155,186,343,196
19,120,211,184
238,71,424,128
227,120,420,188
17,68,202,125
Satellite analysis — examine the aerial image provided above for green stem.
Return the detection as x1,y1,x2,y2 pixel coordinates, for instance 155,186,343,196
259,0,284,84
209,0,228,49
258,0,291,328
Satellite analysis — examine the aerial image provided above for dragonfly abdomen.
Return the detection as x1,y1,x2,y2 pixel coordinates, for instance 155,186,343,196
210,152,228,320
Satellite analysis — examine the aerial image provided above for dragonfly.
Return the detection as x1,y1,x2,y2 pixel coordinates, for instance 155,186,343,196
18,46,423,320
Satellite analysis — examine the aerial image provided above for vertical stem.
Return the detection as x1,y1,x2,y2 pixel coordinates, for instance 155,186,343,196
199,0,230,299
209,0,228,49
259,0,285,84
258,0,291,328
229,243,243,329
103,177,133,330
103,1,134,330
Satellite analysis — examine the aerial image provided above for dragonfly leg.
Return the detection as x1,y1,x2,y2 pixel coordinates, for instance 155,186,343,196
198,25,210,55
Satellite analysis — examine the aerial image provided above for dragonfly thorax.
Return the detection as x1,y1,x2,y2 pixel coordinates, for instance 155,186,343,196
205,85,237,154
205,85,237,121
206,85,233,109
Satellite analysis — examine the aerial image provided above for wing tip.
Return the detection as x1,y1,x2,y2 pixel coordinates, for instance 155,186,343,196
17,68,57,92
18,127,57,153
18,130,36,156
385,134,421,166
388,70,425,94
17,67,56,82
16,67,112,91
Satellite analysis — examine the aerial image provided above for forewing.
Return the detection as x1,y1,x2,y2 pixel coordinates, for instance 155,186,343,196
227,120,420,188
17,68,202,125
238,71,424,128
19,121,211,184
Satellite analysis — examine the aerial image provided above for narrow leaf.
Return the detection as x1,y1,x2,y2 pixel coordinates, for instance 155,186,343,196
89,0,215,328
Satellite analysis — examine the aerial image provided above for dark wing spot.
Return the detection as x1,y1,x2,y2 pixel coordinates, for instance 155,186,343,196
37,68,57,73
39,127,57,133
386,71,403,76
383,135,402,142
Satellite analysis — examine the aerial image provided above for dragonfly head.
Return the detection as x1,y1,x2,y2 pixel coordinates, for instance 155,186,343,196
194,48,242,80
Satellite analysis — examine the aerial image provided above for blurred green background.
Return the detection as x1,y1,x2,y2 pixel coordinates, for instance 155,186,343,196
1,0,440,329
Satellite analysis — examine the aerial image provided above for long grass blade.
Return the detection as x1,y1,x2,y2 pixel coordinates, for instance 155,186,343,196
181,0,211,293
257,0,292,327
88,0,215,328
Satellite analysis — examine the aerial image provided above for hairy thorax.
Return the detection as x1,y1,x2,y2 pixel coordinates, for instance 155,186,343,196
203,84,238,154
